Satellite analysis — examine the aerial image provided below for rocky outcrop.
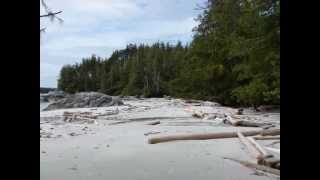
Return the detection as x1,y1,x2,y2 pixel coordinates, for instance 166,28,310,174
43,92,123,111
41,90,67,102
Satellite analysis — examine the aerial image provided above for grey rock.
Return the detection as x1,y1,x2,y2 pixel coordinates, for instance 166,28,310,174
43,92,123,111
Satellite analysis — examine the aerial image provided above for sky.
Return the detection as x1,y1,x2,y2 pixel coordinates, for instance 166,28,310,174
40,0,207,88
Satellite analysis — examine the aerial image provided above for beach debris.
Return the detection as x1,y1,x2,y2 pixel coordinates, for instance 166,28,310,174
237,108,244,115
144,131,161,136
109,116,187,125
264,147,280,155
146,121,161,125
223,157,280,176
253,136,280,140
148,128,280,144
224,115,273,127
62,111,98,124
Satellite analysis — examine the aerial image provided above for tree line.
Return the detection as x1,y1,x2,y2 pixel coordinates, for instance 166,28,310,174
58,0,279,107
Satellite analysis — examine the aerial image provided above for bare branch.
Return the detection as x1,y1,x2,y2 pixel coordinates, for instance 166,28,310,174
40,11,62,18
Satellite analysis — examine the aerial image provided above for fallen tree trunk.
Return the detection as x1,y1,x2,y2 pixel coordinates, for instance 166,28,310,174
146,121,160,125
148,128,280,144
223,157,280,176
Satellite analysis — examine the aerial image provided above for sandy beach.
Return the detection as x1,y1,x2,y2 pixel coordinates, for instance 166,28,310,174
40,98,280,180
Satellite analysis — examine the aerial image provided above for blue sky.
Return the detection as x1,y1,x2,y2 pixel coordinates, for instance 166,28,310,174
40,0,206,88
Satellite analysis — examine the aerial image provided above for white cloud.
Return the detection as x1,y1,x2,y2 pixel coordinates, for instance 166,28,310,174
40,0,206,87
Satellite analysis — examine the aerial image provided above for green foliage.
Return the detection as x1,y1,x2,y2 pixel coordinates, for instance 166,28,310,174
57,0,279,107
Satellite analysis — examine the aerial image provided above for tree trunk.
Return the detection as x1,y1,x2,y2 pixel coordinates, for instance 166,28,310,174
148,128,280,144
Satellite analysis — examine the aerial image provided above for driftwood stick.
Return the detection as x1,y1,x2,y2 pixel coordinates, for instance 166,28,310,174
148,128,280,144
223,157,280,176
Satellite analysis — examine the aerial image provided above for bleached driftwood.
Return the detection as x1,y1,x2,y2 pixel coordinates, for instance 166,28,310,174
247,137,270,157
264,147,280,155
109,116,187,125
148,128,280,144
253,136,280,140
259,156,280,169
144,131,161,136
62,111,98,124
225,115,270,127
237,131,262,160
223,157,280,176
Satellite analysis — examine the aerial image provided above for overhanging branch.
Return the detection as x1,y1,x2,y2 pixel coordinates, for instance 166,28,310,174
40,11,62,18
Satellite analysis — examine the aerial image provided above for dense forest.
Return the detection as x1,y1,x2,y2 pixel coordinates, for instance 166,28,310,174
58,0,279,107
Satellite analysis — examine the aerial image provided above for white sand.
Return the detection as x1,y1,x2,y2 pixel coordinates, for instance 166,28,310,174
40,98,280,180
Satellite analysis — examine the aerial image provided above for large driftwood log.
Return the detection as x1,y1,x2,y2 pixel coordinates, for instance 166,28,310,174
148,128,280,144
223,157,280,176
247,137,270,157
237,131,261,160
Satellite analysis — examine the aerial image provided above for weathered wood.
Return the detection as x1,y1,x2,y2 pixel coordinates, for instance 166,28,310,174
144,131,161,136
237,131,261,160
225,116,241,126
146,121,160,125
253,136,280,140
237,121,270,127
264,147,280,155
109,116,188,125
259,156,280,169
247,137,270,157
223,157,280,176
148,128,280,144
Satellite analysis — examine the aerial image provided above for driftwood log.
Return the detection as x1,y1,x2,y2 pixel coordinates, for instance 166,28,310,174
247,137,270,157
237,131,262,160
223,157,280,176
148,128,280,144
225,115,270,127
253,136,280,140
264,147,280,155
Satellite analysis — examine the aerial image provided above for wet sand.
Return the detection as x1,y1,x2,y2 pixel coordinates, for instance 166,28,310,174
40,98,280,180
